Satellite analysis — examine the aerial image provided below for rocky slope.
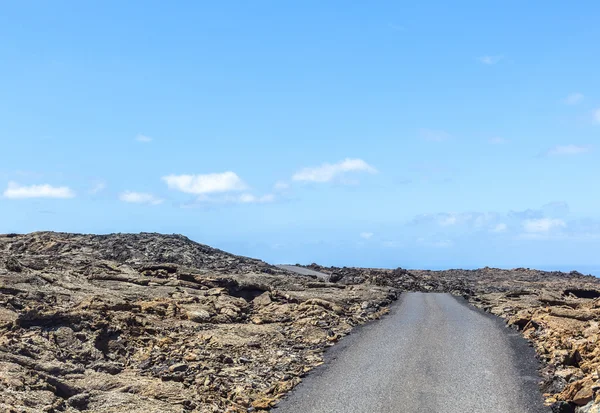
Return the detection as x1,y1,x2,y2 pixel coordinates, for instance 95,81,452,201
2,232,600,413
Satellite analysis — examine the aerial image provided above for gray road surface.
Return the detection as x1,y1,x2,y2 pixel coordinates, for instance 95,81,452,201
277,265,331,281
275,292,549,413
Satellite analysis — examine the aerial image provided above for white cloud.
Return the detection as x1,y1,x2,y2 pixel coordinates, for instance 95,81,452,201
163,172,247,194
274,181,290,191
593,108,600,124
292,158,377,183
411,212,493,228
193,193,275,204
136,134,152,143
88,181,106,194
419,129,451,142
237,193,275,204
403,204,600,241
438,215,458,226
564,93,584,105
119,191,163,205
488,137,508,145
491,223,507,233
3,182,75,199
478,55,503,65
523,218,566,233
546,145,590,156
518,218,600,241
360,232,374,240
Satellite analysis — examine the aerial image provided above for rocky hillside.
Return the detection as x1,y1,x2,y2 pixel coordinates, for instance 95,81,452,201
0,232,397,412
2,232,286,276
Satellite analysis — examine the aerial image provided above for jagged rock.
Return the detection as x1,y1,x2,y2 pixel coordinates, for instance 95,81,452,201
186,309,212,322
552,401,575,413
253,292,272,307
4,256,23,272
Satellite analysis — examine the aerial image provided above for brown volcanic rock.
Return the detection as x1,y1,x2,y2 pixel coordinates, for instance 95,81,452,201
0,232,397,412
3,232,600,411
2,231,286,276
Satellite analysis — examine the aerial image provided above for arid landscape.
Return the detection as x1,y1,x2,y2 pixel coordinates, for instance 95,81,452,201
1,232,600,413
4,1,599,412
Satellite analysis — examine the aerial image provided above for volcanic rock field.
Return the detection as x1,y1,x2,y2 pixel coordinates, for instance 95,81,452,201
1,232,599,412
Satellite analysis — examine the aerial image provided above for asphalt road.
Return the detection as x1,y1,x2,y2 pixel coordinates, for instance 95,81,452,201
277,265,331,281
275,292,549,413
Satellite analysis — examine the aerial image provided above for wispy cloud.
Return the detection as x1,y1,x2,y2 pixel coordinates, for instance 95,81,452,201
438,215,458,226
564,93,584,105
190,193,275,205
163,172,247,194
546,145,591,156
274,181,290,191
3,182,75,199
88,181,106,194
491,223,508,233
593,108,600,124
488,137,508,145
292,158,377,183
478,55,503,65
136,134,153,143
119,191,163,205
402,203,600,242
237,193,275,204
360,232,374,240
522,218,566,233
419,129,451,142
518,218,600,241
411,212,498,229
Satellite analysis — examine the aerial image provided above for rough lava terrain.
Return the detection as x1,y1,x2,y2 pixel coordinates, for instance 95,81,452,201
309,264,600,413
1,232,600,413
0,232,396,412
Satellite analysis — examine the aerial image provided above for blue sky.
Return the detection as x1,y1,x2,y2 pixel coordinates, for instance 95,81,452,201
1,1,600,272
